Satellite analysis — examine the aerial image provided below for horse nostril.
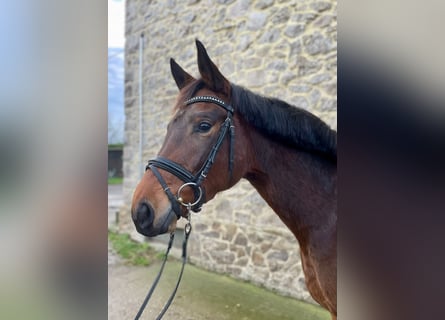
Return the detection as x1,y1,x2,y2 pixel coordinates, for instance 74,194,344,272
136,202,154,228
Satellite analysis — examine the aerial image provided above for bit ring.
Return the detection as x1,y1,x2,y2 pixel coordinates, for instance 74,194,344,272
177,182,202,207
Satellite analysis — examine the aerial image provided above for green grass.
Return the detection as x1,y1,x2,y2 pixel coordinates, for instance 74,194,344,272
108,231,157,266
108,143,123,150
108,176,123,185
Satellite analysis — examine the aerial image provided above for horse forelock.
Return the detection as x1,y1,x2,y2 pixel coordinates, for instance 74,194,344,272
173,79,206,112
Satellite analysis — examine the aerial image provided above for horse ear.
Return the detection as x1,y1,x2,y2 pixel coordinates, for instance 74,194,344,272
196,39,230,95
170,58,195,90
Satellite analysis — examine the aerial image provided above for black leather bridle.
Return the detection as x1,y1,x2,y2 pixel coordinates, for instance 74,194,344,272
146,95,235,219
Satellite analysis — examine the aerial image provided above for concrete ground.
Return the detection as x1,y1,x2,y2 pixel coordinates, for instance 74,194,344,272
108,185,330,320
108,184,124,229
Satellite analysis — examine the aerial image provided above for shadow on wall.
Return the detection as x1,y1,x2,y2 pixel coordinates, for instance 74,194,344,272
108,144,123,178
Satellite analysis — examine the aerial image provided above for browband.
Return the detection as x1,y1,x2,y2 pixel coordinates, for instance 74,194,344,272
184,96,234,113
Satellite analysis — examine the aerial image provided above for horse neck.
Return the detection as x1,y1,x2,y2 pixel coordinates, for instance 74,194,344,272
243,128,337,243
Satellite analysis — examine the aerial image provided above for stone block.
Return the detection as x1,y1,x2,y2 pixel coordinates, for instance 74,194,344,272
221,60,235,76
280,72,297,85
227,0,250,18
267,60,287,71
271,7,291,24
284,24,305,38
297,56,322,76
267,250,289,261
193,222,209,232
125,98,136,109
258,28,281,44
319,98,337,112
222,224,237,241
203,240,228,252
246,12,268,30
202,230,220,239
289,84,311,93
235,256,248,266
212,221,222,230
209,250,236,264
126,1,138,21
235,246,247,258
289,40,302,58
126,34,139,54
291,96,309,109
263,85,281,96
314,14,335,28
310,1,332,12
303,32,333,55
245,70,266,88
226,266,242,276
243,57,263,69
251,250,265,266
124,84,133,98
323,82,337,95
309,88,321,105
260,242,272,253
268,260,284,272
234,211,251,224
215,199,232,213
234,233,248,246
237,34,253,51
291,13,317,24
308,73,331,84
255,0,274,9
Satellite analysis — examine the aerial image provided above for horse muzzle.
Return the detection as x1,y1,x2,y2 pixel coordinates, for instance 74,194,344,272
132,202,174,237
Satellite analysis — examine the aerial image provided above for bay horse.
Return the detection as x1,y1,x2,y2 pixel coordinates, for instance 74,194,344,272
131,40,337,319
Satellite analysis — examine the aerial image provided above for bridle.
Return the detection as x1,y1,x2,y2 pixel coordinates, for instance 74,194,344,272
134,96,235,319
146,95,235,218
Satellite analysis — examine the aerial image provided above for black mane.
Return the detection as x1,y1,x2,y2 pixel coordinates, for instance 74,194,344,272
180,80,337,162
231,84,337,162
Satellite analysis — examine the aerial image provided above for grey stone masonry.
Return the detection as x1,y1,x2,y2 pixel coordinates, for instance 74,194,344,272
122,0,336,304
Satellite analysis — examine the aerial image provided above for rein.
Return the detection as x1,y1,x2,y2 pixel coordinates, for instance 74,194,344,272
134,212,192,320
135,96,235,319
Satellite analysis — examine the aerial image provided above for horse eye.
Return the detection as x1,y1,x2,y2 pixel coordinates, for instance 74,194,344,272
197,121,212,132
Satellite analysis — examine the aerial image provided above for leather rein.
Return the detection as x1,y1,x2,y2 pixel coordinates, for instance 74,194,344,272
135,96,235,319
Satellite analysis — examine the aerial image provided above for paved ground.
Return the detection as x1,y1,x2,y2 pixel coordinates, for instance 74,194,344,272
108,184,124,229
108,185,330,320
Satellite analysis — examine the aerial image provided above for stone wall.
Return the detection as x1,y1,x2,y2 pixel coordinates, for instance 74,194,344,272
122,0,336,303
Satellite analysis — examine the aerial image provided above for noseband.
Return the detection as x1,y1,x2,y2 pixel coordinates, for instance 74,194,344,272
146,95,235,219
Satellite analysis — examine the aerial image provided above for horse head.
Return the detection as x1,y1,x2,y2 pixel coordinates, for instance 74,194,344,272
131,40,250,237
